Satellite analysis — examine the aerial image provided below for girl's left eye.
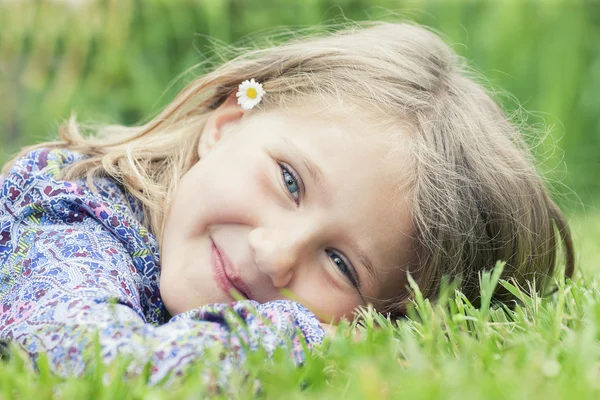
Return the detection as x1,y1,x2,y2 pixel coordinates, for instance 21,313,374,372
327,249,360,289
279,163,303,205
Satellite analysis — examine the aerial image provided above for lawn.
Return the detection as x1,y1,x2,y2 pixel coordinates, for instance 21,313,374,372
0,211,598,399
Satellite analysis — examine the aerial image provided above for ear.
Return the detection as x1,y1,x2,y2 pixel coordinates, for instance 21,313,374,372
198,94,244,158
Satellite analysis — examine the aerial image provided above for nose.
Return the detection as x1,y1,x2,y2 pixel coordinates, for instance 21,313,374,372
248,227,309,288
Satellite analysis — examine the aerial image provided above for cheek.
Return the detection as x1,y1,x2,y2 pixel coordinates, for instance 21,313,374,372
290,270,363,321
187,153,274,228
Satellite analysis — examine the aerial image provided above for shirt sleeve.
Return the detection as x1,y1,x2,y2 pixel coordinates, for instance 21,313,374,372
0,149,325,386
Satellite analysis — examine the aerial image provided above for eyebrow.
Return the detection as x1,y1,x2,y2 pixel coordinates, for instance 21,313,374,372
280,137,379,289
355,249,378,289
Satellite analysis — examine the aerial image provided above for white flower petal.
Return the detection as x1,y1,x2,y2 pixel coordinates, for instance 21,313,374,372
236,79,265,110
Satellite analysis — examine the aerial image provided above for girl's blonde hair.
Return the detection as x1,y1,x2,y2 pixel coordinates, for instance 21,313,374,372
4,21,574,316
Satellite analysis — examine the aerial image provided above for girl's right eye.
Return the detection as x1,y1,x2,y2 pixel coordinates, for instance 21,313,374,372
279,163,303,205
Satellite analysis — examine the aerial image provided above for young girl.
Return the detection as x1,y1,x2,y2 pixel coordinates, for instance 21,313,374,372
0,21,574,385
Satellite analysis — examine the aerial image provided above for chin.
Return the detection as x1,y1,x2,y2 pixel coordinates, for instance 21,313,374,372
159,291,182,316
159,279,191,316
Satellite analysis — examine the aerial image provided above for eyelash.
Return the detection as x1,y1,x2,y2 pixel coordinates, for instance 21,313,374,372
278,162,360,289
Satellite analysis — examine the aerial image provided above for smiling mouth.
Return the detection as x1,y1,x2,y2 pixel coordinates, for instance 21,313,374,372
210,238,252,300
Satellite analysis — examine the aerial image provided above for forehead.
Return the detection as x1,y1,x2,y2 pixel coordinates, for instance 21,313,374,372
247,104,407,157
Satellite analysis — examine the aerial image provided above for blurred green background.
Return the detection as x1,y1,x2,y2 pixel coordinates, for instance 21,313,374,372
1,0,598,214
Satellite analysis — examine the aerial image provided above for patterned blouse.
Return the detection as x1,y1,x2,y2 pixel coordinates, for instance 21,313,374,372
0,148,324,385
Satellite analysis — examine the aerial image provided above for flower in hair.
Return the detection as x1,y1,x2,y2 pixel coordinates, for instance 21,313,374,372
236,78,265,110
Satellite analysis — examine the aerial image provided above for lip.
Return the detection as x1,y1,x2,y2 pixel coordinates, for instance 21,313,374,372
210,237,253,300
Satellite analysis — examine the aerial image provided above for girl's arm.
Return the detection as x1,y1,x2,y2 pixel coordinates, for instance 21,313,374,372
2,264,321,386
0,149,325,386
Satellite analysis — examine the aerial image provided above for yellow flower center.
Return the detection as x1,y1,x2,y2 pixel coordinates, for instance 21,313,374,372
246,88,257,99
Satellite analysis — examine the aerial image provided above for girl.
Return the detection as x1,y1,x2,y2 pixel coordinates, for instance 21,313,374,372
0,21,574,385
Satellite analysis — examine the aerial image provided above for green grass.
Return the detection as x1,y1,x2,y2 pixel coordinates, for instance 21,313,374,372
0,212,598,399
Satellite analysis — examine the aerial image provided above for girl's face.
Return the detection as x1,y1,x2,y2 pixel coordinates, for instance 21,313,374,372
159,96,414,321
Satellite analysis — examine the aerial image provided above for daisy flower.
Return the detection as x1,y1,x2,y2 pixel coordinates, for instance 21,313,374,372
236,79,266,110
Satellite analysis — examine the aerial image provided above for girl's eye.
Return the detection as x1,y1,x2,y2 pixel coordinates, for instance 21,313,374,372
279,163,303,205
326,249,360,289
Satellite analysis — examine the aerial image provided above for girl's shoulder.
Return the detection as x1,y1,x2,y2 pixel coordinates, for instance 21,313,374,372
2,148,80,193
2,148,83,211
7,147,82,175
2,147,144,222
1,147,156,256
1,146,159,280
